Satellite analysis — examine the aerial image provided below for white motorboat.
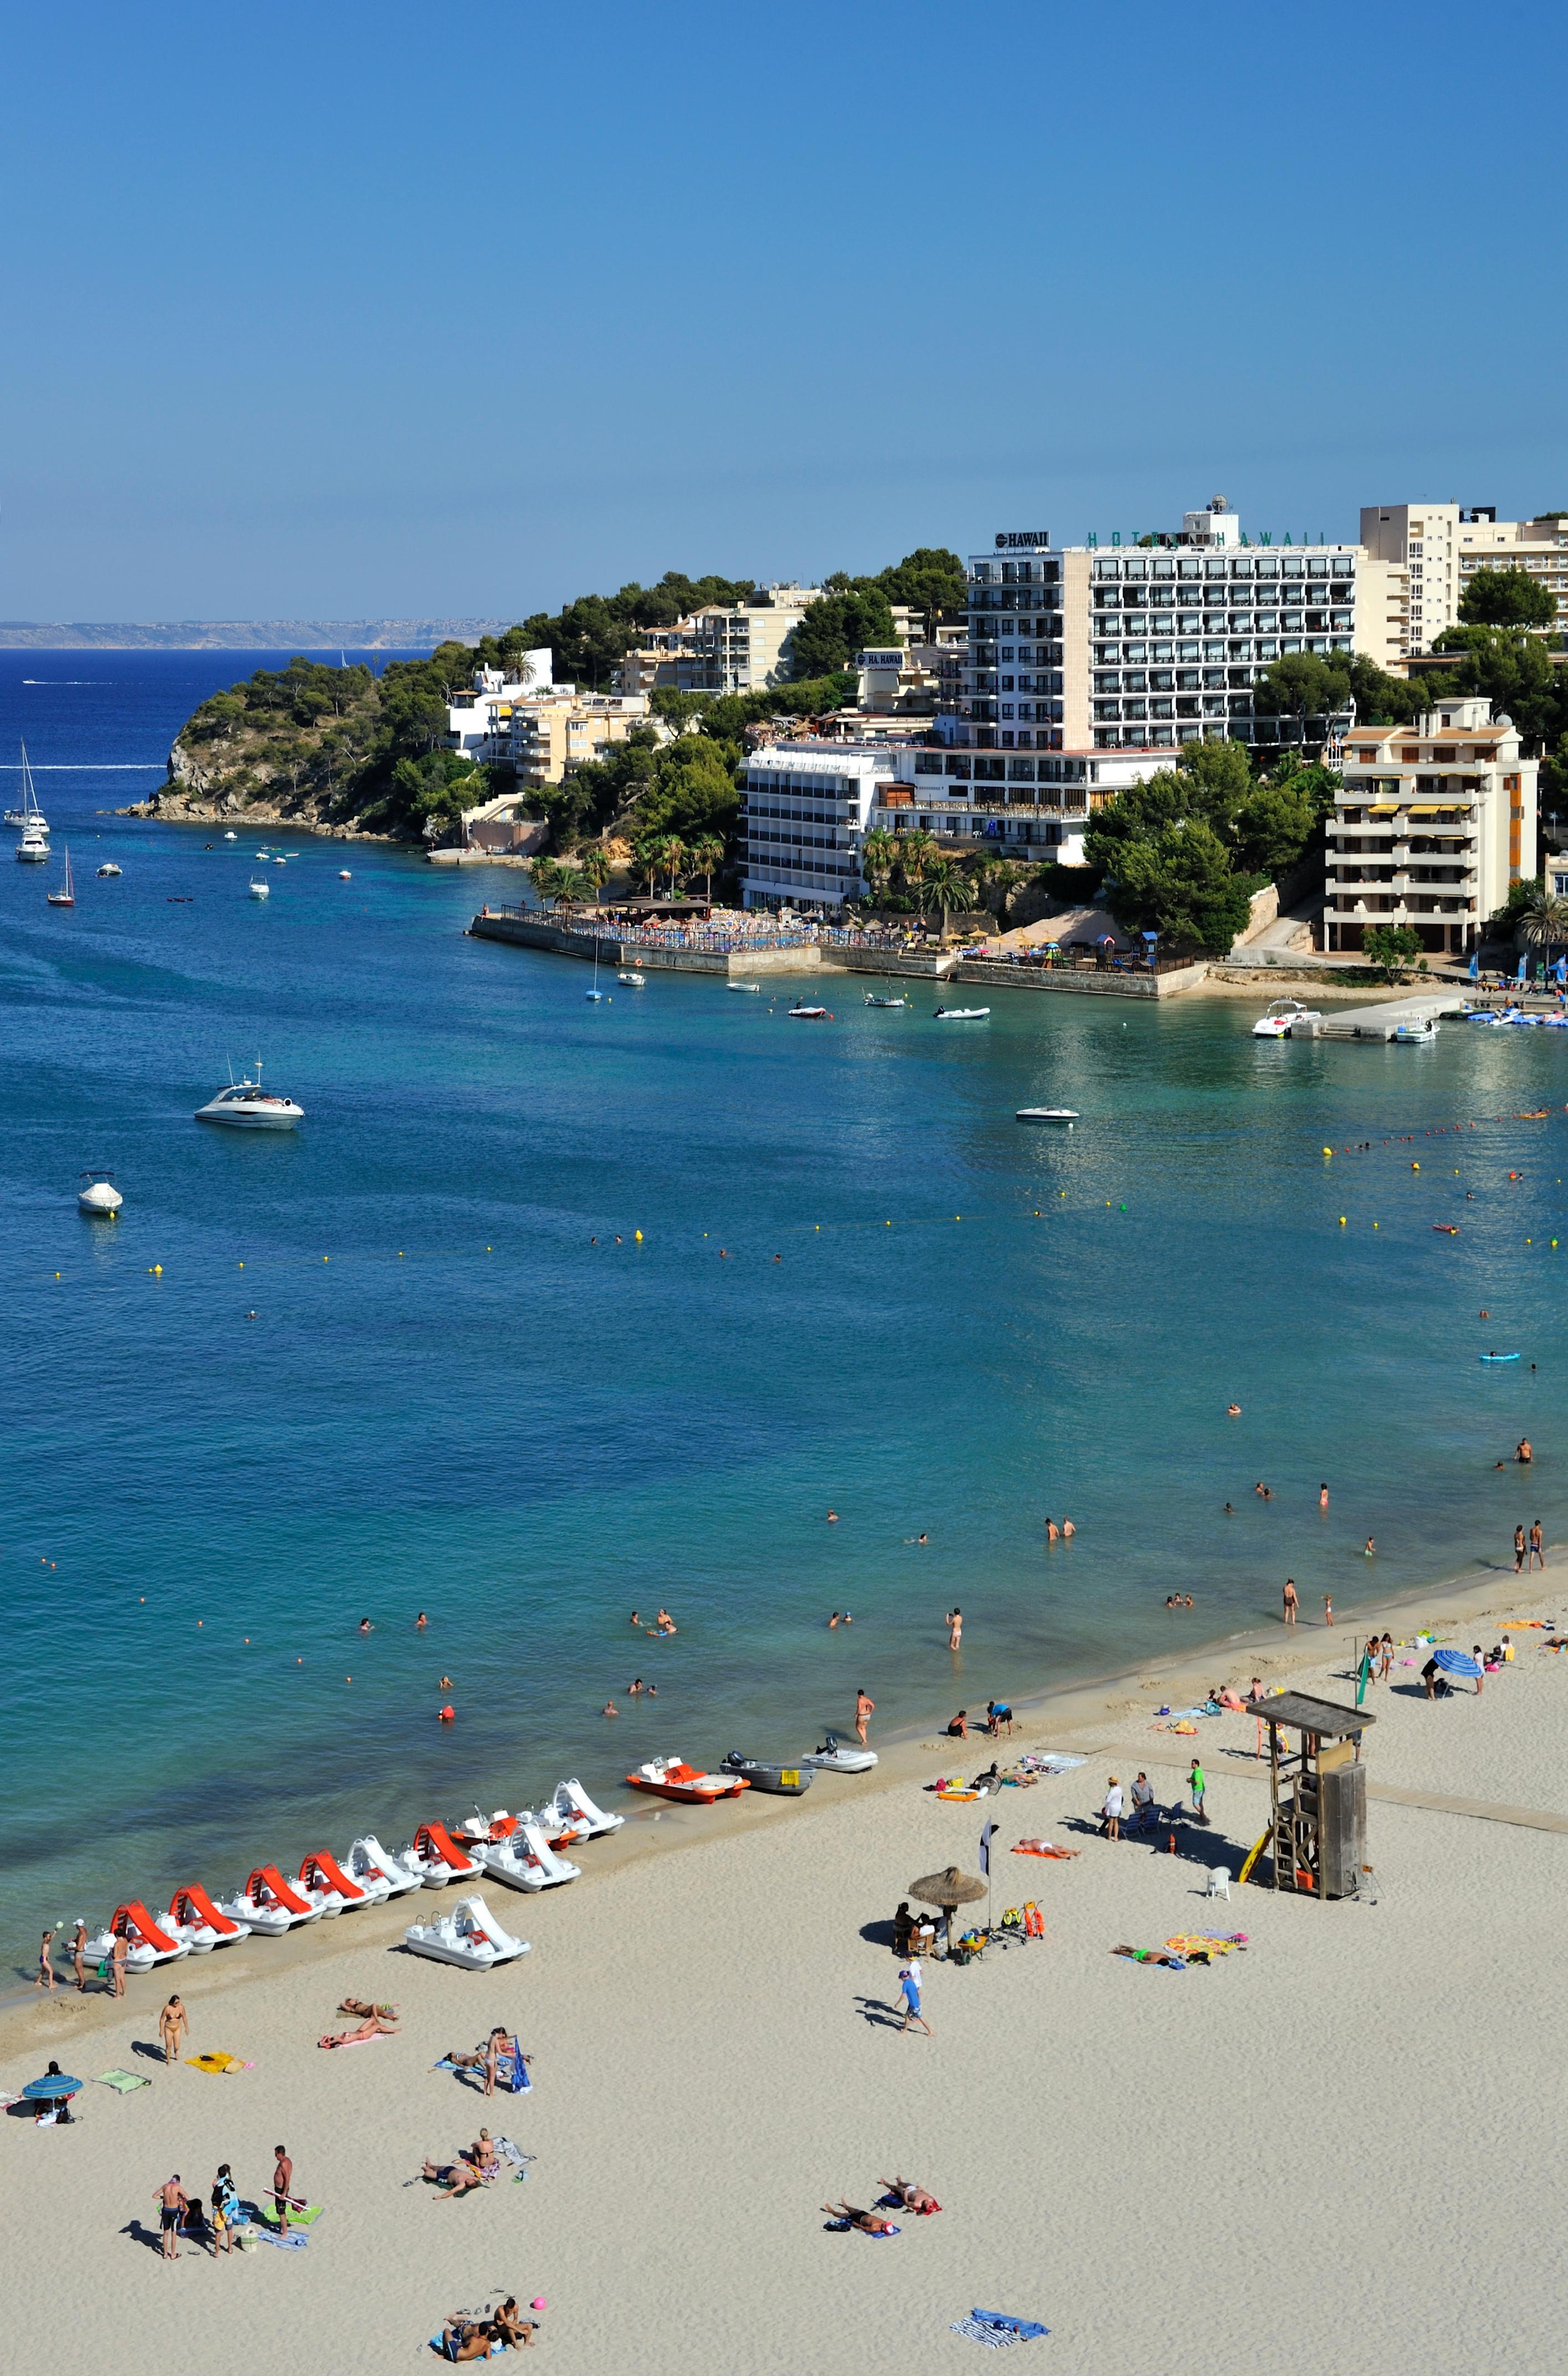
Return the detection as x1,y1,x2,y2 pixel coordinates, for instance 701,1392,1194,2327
344,1834,423,1899
933,1006,989,1021
728,981,762,992
216,1865,323,1935
864,991,906,1007
17,818,49,862
195,1063,303,1129
618,971,646,986
96,861,122,877
544,1778,624,1839
1251,997,1321,1038
1395,1018,1441,1043
84,1901,192,1973
802,1732,879,1774
405,1820,482,1887
78,1170,124,1216
1016,1108,1078,1124
164,1885,251,1953
224,831,237,839
403,1892,531,1969
339,869,352,879
787,1003,829,1020
249,877,270,898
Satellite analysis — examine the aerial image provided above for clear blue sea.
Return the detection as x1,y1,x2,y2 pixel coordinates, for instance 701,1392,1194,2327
2,653,1564,1974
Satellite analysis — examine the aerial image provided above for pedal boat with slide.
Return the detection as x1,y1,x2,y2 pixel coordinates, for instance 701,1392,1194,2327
216,1865,322,1935
162,1884,251,1953
455,1809,582,1891
540,1776,625,1837
404,1820,481,1887
342,1835,424,1899
83,1901,192,1973
626,1755,750,1803
403,1892,532,1969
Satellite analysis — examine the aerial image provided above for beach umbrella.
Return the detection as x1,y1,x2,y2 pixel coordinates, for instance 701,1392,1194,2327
1432,1648,1482,1678
909,1865,987,1953
22,2073,81,2100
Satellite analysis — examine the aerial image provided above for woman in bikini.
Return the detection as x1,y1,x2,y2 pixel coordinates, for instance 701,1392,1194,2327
823,2199,896,2233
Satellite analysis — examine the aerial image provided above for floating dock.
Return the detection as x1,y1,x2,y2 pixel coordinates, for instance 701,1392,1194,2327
1297,994,1458,1042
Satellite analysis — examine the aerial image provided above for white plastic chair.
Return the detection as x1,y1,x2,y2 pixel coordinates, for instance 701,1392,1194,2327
1206,1867,1231,1901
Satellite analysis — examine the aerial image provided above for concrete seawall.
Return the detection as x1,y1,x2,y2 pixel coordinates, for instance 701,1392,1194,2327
467,913,1207,997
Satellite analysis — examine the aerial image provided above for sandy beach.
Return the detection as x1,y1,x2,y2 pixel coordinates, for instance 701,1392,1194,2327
6,1564,1565,2376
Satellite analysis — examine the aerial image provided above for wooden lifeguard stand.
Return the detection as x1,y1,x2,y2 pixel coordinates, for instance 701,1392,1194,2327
1254,1692,1374,1899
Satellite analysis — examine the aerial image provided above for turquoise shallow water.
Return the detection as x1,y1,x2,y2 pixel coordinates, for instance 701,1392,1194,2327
2,658,1566,1974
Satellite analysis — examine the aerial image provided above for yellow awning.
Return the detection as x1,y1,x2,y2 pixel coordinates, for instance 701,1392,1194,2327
1367,803,1398,814
1407,802,1470,813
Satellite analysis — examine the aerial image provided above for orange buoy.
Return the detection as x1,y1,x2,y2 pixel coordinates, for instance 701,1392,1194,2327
438,1703,455,1722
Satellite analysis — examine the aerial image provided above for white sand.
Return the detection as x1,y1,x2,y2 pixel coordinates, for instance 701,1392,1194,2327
6,1576,1566,2376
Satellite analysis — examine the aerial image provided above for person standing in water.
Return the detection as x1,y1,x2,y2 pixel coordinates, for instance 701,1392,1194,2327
855,1687,874,1745
1282,1578,1298,1627
944,1608,962,1650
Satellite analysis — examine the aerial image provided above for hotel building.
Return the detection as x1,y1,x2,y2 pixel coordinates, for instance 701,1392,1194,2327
1361,503,1568,653
1323,698,1536,957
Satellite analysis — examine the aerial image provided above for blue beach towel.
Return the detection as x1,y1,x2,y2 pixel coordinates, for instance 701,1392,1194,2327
950,2308,1049,2345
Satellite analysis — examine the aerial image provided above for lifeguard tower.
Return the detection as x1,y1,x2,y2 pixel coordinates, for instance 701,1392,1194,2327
1253,1692,1374,1898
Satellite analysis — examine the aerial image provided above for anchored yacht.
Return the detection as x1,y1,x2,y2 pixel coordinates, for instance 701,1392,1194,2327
195,1061,304,1130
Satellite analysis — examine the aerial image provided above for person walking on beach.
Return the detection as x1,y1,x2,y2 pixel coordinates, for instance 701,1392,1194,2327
159,1995,189,2066
71,1920,88,1994
1100,1777,1123,1840
155,2175,188,2262
1515,1524,1527,1573
944,1608,962,1650
1282,1578,1298,1627
897,1958,931,2036
271,2145,293,2237
1529,1520,1545,1570
111,1929,128,1999
209,2166,237,2257
1187,1759,1206,1821
34,1929,55,1995
1379,1633,1393,1682
855,1687,874,1745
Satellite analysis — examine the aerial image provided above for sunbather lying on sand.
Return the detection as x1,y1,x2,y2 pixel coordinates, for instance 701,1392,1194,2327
437,2315,500,2358
823,2199,898,2234
422,2159,488,2199
339,1998,398,2020
320,2008,400,2048
879,2175,940,2213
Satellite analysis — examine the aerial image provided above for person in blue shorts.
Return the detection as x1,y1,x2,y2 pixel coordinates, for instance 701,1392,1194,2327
898,1959,931,2036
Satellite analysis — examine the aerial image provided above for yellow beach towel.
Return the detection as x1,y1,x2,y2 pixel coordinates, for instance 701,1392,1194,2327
186,2052,250,2076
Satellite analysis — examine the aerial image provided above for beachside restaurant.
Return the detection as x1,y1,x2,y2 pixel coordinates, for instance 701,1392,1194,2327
1253,1692,1374,1900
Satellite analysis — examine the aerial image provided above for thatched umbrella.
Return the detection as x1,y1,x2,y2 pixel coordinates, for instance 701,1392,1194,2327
909,1865,987,1955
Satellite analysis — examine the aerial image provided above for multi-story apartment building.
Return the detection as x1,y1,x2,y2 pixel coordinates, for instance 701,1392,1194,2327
739,743,891,908
1362,503,1568,653
945,500,1408,758
616,587,823,697
498,692,651,789
1323,698,1536,957
445,656,553,759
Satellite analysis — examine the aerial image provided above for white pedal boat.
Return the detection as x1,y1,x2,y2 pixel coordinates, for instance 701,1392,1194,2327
297,1850,371,1917
406,1820,482,1887
85,1901,192,1973
343,1835,423,1899
544,1778,624,1838
802,1733,879,1774
404,1892,531,1969
481,1819,582,1892
164,1885,250,1953
216,1865,322,1936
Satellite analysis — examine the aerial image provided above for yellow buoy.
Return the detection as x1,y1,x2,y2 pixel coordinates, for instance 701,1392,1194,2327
1323,1148,1332,1157
635,1230,643,1241
1339,1217,1346,1226
153,1263,162,1275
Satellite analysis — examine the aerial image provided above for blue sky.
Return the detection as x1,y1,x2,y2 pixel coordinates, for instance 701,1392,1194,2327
3,0,1565,621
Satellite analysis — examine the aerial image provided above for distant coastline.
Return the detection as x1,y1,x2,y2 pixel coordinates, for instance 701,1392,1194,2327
0,619,508,651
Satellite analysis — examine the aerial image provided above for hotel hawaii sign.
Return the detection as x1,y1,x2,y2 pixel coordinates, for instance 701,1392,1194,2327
995,531,1051,549
1084,530,1330,547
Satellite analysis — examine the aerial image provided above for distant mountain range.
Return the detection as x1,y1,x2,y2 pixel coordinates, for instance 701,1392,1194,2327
0,619,511,651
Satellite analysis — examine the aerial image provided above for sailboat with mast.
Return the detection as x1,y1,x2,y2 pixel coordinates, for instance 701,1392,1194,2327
47,845,75,907
11,742,50,859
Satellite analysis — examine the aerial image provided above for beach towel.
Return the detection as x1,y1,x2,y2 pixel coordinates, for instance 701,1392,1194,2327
429,2337,507,2361
94,2068,150,2092
1165,1932,1248,1961
318,2026,392,2049
257,2201,324,2228
972,2311,1049,2341
1015,1753,1084,1775
1011,1841,1077,1858
186,2052,251,2075
250,2227,309,2250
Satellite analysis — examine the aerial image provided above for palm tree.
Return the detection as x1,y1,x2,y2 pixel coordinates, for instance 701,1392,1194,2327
924,856,966,942
688,833,725,902
530,857,564,910
657,834,689,897
1520,890,1568,958
634,837,662,896
860,825,895,900
896,828,936,895
578,846,611,905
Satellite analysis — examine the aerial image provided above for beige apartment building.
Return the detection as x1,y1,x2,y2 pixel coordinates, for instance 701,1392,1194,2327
500,693,650,788
617,586,822,696
1362,503,1568,653
1323,697,1536,957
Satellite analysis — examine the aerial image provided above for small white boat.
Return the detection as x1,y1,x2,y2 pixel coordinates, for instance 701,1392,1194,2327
801,1733,879,1774
618,971,646,987
787,1003,829,1020
933,1006,989,1021
78,1169,123,1216
1017,1108,1078,1125
339,870,352,880
1252,997,1321,1038
474,1816,581,1892
728,981,762,993
343,1834,423,1900
249,878,270,899
46,846,75,907
544,1777,624,1838
1395,1018,1441,1043
224,831,237,840
864,991,906,1007
16,820,49,863
216,1865,322,1935
84,1901,193,1973
96,862,122,878
403,1892,531,1969
273,856,286,866
404,1820,482,1887
195,1063,303,1129
12,741,49,856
